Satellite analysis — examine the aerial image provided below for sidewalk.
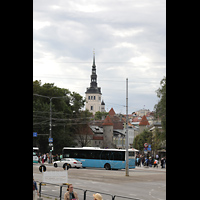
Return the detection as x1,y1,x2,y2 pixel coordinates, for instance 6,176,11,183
135,163,166,171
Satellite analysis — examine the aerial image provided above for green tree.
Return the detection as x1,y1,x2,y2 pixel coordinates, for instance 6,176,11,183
94,111,108,120
33,80,87,153
133,129,152,151
154,76,166,139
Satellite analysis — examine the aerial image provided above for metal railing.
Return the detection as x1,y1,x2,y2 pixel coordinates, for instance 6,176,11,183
38,181,142,200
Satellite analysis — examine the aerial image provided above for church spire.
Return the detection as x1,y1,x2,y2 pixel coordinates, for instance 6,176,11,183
90,49,97,87
93,48,95,67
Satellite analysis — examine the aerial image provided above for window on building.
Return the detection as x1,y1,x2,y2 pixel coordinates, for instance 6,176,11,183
91,96,93,100
91,106,93,110
88,96,90,100
94,96,95,100
99,96,101,101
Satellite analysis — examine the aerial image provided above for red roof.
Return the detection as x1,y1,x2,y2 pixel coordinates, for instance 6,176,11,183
109,108,116,116
132,117,142,122
102,115,114,126
110,115,123,129
139,115,150,126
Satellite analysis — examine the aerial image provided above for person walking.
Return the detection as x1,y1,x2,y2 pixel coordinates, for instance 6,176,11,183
93,193,103,200
64,184,79,200
161,157,164,168
33,176,39,199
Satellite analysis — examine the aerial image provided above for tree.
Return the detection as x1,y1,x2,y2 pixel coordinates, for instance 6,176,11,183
154,76,166,139
71,109,93,147
133,130,152,151
33,80,87,153
94,111,108,120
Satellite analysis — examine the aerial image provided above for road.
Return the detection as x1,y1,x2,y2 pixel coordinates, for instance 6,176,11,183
33,163,166,200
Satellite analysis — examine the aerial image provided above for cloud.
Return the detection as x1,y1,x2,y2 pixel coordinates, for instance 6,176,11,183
33,0,166,113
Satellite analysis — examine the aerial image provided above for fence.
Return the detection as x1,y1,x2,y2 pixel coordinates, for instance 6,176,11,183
37,181,142,200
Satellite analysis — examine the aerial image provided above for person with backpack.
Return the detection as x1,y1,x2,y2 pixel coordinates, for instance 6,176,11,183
33,176,39,199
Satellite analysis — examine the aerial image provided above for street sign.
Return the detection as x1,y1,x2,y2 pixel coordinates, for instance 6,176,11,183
49,143,53,146
148,144,151,148
49,138,53,143
144,143,148,147
33,132,37,137
147,147,151,151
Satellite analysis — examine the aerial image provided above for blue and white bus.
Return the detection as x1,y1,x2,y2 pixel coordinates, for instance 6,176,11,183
62,147,138,170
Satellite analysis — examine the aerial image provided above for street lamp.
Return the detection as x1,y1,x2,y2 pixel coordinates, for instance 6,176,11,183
33,93,68,163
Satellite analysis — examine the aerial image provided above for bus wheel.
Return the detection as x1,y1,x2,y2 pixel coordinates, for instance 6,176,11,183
104,163,111,170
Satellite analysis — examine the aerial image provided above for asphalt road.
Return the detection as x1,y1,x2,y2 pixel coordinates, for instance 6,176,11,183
33,163,166,200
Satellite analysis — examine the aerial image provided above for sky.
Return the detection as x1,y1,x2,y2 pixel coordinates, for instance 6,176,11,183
33,0,166,114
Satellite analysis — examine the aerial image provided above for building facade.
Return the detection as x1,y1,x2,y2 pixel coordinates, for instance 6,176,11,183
85,52,104,115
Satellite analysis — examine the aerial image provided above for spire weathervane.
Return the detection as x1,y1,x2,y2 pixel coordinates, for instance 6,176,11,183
93,48,95,66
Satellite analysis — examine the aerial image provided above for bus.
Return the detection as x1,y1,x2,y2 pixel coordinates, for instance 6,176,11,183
62,147,138,170
33,147,39,163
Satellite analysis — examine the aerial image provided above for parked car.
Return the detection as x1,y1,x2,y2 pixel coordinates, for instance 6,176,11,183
53,158,82,169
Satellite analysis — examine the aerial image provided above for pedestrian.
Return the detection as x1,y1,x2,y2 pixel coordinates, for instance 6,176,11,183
156,154,159,160
44,153,47,162
149,157,152,167
163,157,166,168
153,159,158,168
33,176,39,199
142,156,145,166
136,157,139,166
93,193,103,200
161,157,164,168
64,184,79,200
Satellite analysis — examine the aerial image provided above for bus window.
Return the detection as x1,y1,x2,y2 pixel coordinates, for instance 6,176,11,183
100,151,111,160
113,151,125,161
129,151,135,157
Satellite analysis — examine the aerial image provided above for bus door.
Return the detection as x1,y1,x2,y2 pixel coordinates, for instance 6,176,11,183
128,151,135,168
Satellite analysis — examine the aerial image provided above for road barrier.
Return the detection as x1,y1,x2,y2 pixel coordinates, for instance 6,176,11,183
38,181,142,200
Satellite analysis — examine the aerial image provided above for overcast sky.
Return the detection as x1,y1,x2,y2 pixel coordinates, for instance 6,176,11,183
33,0,166,114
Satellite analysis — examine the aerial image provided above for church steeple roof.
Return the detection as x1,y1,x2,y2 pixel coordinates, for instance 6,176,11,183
109,108,116,116
85,50,101,94
139,115,150,126
102,115,113,126
93,49,95,67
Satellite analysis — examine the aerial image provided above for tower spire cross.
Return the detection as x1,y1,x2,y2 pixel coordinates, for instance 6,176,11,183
93,48,95,66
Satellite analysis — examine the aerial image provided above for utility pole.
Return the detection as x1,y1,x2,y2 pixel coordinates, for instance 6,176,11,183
33,94,68,163
125,78,129,176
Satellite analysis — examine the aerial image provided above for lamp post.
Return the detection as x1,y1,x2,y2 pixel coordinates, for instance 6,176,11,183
125,78,129,176
33,94,68,163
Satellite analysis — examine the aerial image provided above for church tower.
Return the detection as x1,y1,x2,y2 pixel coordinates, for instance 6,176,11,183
85,51,102,115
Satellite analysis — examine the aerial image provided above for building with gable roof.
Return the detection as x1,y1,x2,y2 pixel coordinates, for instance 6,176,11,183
85,51,105,115
138,115,150,134
102,115,114,148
